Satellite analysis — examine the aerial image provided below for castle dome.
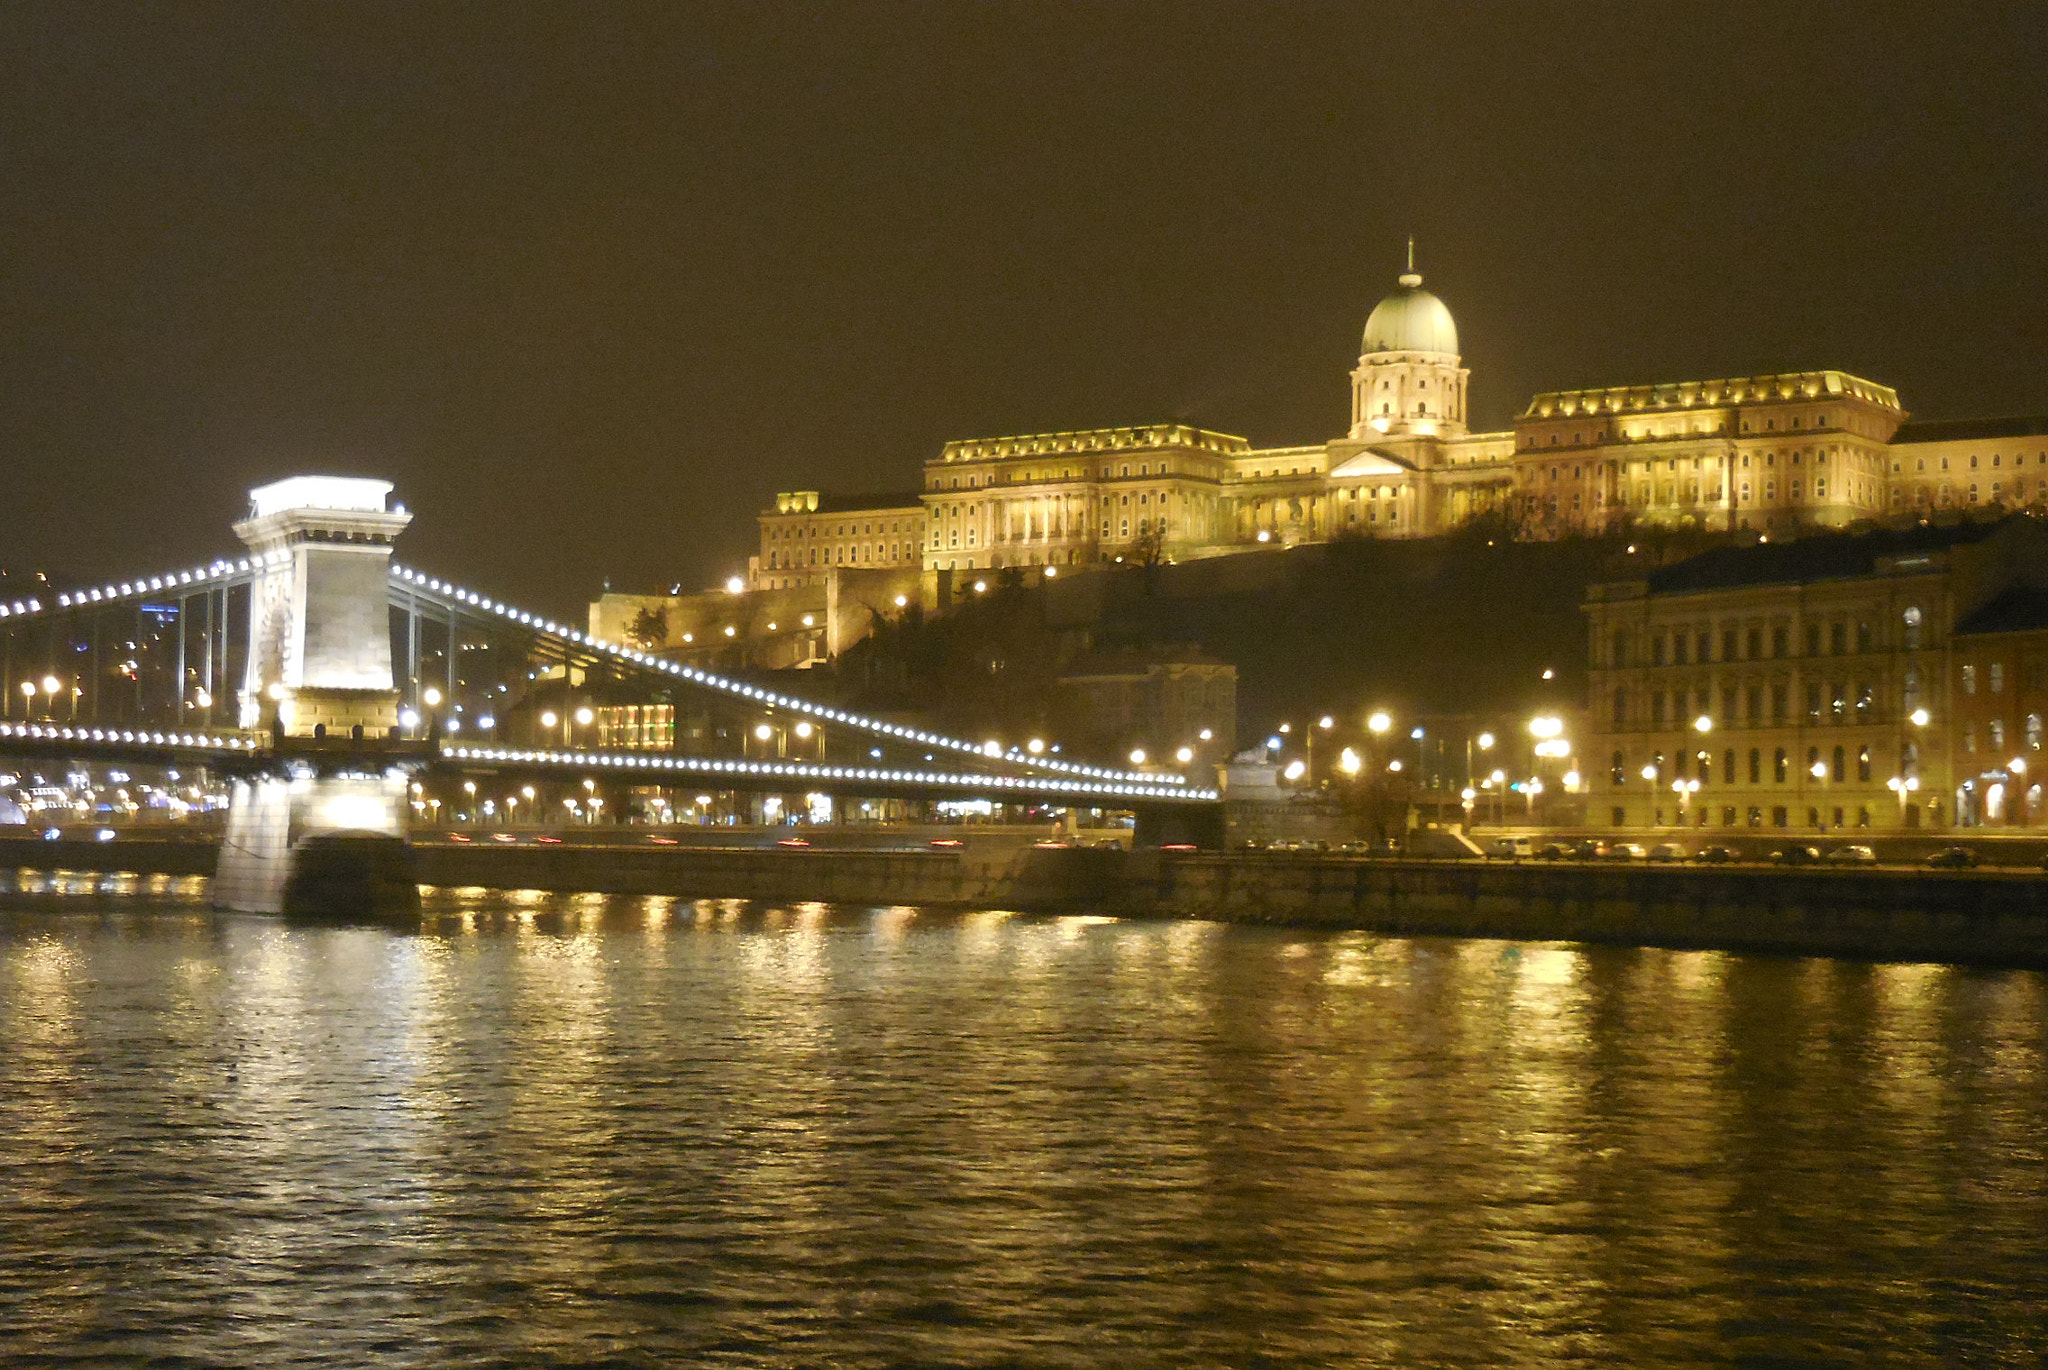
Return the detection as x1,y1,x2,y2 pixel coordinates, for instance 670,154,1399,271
1362,271,1459,357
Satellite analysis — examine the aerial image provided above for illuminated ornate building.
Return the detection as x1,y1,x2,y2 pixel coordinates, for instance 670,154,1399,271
599,254,2048,664
751,252,2048,582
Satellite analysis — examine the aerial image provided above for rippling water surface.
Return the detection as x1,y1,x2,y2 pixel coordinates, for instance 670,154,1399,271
2,871,2045,1367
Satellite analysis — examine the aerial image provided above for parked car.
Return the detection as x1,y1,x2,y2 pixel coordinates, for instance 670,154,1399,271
1571,839,1610,860
1693,845,1740,864
1927,845,1980,869
1824,844,1878,866
1487,836,1534,859
1771,845,1823,866
1296,839,1330,854
1535,841,1574,860
1606,843,1648,861
1646,842,1688,863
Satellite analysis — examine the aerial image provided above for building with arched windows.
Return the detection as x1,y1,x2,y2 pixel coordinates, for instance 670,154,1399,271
754,255,2048,585
1583,516,2048,834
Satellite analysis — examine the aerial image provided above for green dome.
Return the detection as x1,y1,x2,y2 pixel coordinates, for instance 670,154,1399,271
1362,272,1459,356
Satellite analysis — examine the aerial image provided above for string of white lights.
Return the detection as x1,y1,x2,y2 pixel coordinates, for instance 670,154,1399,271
0,555,266,621
438,743,1219,803
0,722,260,751
390,564,1188,789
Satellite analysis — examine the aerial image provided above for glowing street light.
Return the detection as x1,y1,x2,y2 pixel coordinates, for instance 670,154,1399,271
422,686,443,707
573,706,595,726
1027,738,1045,754
1129,748,1148,766
1910,708,1931,727
1368,711,1392,735
1693,714,1713,733
1282,758,1306,781
539,710,558,728
1175,746,1195,765
1338,747,1362,775
1528,715,1564,739
725,575,746,595
1476,731,1495,750
1810,760,1829,780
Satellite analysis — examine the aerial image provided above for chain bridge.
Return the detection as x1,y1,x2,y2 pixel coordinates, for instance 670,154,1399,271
1,477,1220,912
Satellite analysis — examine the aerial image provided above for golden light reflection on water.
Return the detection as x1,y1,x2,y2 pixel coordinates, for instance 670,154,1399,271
2,892,2046,1365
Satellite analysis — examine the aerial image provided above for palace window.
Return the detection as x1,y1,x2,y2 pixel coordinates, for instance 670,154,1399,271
1991,662,2005,693
1963,664,1977,695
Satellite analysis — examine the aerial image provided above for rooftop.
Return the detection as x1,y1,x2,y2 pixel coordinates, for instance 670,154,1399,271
768,490,922,516
939,424,1249,463
1889,415,2048,445
1638,517,2017,596
1522,370,1901,421
1955,586,2048,636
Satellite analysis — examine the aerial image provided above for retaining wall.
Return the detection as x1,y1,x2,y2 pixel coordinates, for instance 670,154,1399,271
6,836,2046,968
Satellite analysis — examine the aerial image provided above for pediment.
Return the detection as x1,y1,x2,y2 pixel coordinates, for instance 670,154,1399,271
1329,448,1416,480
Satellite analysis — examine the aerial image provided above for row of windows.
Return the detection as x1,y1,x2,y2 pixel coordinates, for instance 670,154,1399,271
1961,715,2047,753
1613,679,1893,727
766,542,914,569
1615,610,1922,667
1897,450,2048,473
1956,662,2048,695
1610,743,1888,787
767,518,914,540
1526,411,1840,450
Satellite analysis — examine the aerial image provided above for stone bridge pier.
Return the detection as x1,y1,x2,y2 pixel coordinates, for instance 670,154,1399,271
213,477,419,916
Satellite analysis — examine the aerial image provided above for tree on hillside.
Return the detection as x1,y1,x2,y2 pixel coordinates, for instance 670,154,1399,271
626,605,670,649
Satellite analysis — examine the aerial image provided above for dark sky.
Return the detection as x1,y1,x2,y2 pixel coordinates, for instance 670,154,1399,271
4,3,2045,613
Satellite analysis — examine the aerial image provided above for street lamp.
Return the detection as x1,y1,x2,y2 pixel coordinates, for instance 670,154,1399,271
1468,729,1495,790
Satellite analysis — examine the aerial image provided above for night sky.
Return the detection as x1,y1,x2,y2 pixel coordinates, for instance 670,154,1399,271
4,3,2045,614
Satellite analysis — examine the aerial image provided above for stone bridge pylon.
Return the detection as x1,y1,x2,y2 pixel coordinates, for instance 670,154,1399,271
214,477,418,914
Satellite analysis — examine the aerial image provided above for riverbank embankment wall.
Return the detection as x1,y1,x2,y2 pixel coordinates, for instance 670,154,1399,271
5,837,2046,968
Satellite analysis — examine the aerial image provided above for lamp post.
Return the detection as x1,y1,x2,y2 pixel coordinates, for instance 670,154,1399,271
1640,763,1659,829
1671,776,1699,826
1467,730,1495,791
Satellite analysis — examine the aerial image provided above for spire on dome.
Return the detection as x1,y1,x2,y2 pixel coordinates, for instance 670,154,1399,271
1400,236,1422,289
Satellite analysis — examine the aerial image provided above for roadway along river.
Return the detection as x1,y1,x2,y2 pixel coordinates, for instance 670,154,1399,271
2,872,2044,1367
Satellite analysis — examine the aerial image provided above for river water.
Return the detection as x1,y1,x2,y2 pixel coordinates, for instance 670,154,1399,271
2,871,2044,1367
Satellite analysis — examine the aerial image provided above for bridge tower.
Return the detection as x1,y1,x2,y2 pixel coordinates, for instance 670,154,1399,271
214,476,418,915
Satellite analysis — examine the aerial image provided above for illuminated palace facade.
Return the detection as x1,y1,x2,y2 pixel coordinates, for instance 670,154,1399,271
750,263,2048,588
